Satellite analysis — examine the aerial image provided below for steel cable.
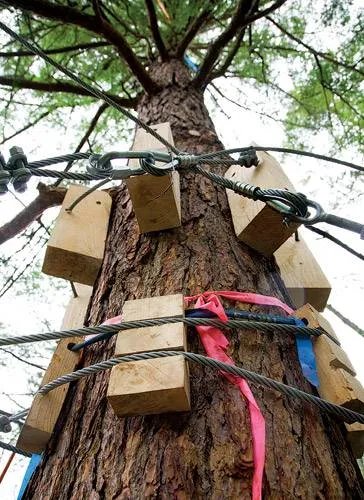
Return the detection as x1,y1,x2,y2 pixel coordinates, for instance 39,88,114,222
36,350,364,424
0,440,31,458
0,317,322,347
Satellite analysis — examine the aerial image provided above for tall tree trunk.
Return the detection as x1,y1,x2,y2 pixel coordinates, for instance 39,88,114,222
25,61,363,499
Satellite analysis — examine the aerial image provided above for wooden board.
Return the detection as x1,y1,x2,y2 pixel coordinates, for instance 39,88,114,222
17,284,92,453
294,303,339,342
294,304,364,413
275,232,331,311
225,150,300,256
115,294,186,355
345,423,364,458
42,184,112,285
128,122,174,169
125,123,181,233
107,355,190,417
108,294,190,417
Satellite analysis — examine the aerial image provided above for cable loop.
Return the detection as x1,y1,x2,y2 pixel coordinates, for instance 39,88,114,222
87,153,113,176
0,153,10,195
0,415,11,433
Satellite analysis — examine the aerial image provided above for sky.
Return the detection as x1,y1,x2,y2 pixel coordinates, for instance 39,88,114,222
0,11,364,500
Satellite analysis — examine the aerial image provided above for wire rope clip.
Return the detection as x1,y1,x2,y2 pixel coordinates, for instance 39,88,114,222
7,146,31,193
107,294,190,417
0,153,10,194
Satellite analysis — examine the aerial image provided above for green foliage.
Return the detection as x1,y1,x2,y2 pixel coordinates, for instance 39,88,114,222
0,0,362,153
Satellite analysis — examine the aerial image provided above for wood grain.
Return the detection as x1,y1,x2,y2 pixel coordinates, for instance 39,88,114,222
125,122,181,233
42,184,111,285
17,284,92,453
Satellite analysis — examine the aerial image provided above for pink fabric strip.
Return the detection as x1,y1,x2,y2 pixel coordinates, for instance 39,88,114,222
185,289,293,500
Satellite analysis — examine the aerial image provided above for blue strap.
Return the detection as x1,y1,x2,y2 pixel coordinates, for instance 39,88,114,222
17,454,42,499
293,318,319,387
183,55,199,73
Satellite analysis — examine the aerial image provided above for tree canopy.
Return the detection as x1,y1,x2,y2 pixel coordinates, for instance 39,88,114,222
0,0,362,153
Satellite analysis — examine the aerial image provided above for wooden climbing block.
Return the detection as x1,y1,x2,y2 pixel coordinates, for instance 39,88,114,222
17,284,92,453
107,355,190,417
125,122,181,233
107,294,190,417
225,149,300,256
345,423,364,458
42,184,112,285
294,304,364,413
294,303,339,342
275,232,331,311
115,294,186,355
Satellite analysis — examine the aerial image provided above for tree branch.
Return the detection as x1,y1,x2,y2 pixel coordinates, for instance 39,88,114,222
9,0,158,92
144,0,168,60
245,0,288,24
0,41,111,58
175,9,212,58
211,27,246,80
0,348,46,371
326,304,364,337
192,0,258,88
0,75,139,107
267,16,364,77
0,109,53,145
0,183,66,246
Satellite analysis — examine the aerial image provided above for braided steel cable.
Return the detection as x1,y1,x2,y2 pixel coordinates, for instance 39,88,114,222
28,167,106,181
0,317,321,347
195,147,364,173
0,21,179,155
0,441,31,458
191,164,309,217
28,152,91,169
36,350,364,424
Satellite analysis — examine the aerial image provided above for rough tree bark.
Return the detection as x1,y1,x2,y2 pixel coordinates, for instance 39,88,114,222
25,61,363,499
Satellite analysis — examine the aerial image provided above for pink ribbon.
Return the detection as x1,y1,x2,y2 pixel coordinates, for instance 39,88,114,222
185,290,292,500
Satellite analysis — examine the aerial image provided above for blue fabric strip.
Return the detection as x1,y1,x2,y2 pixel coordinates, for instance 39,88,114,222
293,318,319,387
17,453,42,500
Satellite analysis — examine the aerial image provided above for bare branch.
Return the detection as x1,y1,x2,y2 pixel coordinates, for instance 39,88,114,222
0,109,53,145
245,0,288,24
9,0,158,92
326,304,364,337
267,16,364,77
0,348,46,371
145,0,168,60
0,183,66,246
0,41,111,58
175,9,212,58
0,75,139,107
192,0,258,88
211,28,246,80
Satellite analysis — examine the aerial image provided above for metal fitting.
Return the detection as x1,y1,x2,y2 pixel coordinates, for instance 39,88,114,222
8,146,31,193
0,415,11,433
0,153,10,194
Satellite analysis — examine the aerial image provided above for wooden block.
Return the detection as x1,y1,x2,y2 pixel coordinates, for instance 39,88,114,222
17,284,92,453
61,284,93,329
108,294,190,417
115,294,186,355
294,303,339,342
128,122,174,170
316,367,364,412
275,232,331,311
294,304,355,374
294,304,363,412
42,184,112,285
125,123,181,233
107,355,190,417
314,335,356,377
345,423,364,458
225,150,300,256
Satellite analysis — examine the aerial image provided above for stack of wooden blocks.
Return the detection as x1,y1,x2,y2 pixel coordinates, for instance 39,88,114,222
294,304,364,458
